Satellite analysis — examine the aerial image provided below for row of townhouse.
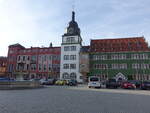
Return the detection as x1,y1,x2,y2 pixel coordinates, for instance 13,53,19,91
6,36,150,82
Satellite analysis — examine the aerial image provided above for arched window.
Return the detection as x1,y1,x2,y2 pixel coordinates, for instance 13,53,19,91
62,73,69,79
70,73,77,79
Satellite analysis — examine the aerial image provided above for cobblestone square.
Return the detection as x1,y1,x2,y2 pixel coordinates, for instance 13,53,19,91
0,86,150,113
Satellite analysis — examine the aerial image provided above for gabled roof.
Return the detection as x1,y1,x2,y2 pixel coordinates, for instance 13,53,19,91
91,37,145,43
90,36,149,52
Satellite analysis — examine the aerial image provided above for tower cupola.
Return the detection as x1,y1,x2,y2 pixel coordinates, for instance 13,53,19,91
63,11,81,36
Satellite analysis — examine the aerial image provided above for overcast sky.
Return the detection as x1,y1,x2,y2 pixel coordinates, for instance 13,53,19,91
0,0,150,56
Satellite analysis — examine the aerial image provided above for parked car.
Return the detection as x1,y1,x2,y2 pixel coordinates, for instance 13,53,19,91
128,80,142,89
121,81,136,89
39,78,56,85
29,78,40,82
55,80,67,85
0,77,15,82
39,79,48,85
141,81,150,90
88,76,101,88
46,78,56,85
67,79,77,86
106,79,119,89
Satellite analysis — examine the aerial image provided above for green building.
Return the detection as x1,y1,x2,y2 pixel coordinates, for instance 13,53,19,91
89,37,150,81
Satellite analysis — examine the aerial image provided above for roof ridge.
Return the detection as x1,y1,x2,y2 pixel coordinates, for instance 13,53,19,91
91,36,144,41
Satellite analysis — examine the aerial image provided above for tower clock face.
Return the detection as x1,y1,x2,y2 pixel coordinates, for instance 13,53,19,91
68,28,74,34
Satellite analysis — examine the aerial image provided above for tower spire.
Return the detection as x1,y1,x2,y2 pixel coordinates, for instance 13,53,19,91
63,0,80,36
72,0,75,21
72,11,75,21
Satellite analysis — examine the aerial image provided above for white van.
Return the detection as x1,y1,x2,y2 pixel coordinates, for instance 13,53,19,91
88,76,101,88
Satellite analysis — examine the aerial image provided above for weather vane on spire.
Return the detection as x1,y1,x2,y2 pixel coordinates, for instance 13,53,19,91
72,0,75,12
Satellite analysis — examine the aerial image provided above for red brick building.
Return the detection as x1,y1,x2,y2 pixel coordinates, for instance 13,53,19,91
7,43,60,80
0,57,7,77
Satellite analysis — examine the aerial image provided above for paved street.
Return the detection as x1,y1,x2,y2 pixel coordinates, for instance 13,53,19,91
0,86,150,113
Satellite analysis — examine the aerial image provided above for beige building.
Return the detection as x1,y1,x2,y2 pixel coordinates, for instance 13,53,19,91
79,46,90,82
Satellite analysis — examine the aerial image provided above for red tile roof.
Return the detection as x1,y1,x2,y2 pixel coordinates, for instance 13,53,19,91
90,37,149,52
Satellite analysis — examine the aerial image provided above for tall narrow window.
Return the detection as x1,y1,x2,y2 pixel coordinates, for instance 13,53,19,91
18,56,21,61
70,55,76,60
63,64,69,69
44,64,47,71
64,46,70,51
27,64,29,70
27,56,30,60
48,64,52,71
23,56,25,61
39,64,42,71
70,64,76,69
71,46,76,51
64,55,69,60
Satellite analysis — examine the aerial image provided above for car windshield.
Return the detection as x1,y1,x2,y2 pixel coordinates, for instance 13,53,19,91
69,79,75,82
128,81,135,84
143,81,150,84
109,79,116,82
90,77,99,81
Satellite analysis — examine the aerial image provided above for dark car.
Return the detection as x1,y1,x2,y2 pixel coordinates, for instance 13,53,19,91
106,79,119,89
141,81,150,90
67,79,77,86
121,81,136,89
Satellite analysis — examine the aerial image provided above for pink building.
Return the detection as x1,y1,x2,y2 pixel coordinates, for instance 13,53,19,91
7,43,60,80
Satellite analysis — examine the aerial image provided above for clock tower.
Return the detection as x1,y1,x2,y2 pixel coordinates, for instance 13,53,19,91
60,11,83,82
